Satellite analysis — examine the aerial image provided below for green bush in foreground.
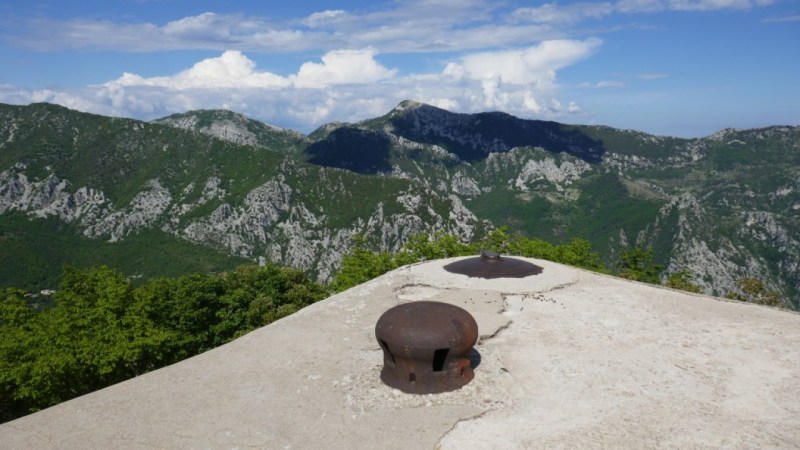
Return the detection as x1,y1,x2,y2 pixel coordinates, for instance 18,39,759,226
665,270,703,294
616,246,664,284
726,277,783,307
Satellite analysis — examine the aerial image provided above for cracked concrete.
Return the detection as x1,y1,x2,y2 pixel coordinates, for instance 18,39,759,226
1,257,799,449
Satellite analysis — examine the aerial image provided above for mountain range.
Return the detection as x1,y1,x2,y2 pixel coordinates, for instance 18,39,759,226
1,101,798,307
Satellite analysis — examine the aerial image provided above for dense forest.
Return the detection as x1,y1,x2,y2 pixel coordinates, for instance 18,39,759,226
0,264,328,423
0,229,784,423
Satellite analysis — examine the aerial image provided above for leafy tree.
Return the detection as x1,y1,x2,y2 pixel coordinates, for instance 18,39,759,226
213,265,328,342
665,270,703,294
0,263,328,423
480,227,512,254
0,266,174,421
396,232,476,263
616,246,663,283
331,229,607,292
330,235,400,292
0,289,36,421
137,273,224,357
550,238,605,271
726,277,783,307
484,229,604,271
0,288,33,326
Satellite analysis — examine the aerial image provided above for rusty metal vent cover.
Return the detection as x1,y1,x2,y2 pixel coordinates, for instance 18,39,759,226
375,301,478,394
443,252,543,279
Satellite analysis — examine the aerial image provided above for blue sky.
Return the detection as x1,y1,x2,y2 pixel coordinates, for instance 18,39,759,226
1,0,798,137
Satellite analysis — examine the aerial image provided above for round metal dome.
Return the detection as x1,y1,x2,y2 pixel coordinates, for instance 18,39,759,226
443,252,543,279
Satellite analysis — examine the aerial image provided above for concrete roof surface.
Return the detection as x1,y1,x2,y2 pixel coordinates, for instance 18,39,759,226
1,257,799,449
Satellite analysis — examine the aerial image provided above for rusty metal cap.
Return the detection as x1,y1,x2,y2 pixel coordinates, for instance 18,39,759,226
375,301,478,394
442,252,543,279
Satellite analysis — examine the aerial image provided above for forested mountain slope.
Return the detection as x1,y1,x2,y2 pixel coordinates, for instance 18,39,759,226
0,103,483,288
1,101,797,306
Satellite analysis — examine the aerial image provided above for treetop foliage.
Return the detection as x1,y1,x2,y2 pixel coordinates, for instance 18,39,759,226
725,277,783,307
665,270,703,294
0,264,328,423
616,246,664,284
331,228,605,292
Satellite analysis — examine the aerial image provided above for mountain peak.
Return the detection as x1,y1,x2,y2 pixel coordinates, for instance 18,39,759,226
153,109,307,152
155,109,285,132
393,99,424,111
389,100,452,118
367,100,605,163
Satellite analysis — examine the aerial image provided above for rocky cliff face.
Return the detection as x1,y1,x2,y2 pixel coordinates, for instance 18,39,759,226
0,162,481,282
153,109,307,153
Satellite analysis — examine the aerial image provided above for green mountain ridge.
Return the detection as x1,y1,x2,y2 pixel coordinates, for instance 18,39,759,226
1,101,798,307
1,102,485,285
153,109,308,154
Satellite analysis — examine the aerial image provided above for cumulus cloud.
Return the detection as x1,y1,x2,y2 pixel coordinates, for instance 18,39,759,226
0,86,99,112
447,39,602,85
435,39,601,113
108,51,290,90
103,49,396,91
291,49,397,88
1,41,598,131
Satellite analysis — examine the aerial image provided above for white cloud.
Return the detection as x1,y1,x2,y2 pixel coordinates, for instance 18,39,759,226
669,0,774,10
304,10,348,28
580,80,625,88
391,39,601,116
28,89,100,112
89,50,401,126
10,0,778,54
291,49,397,88
763,14,800,22
612,0,664,13
1,41,598,131
432,38,603,115
103,49,396,91
10,3,548,54
512,3,616,23
638,73,670,80
107,51,290,90
450,39,602,86
162,12,231,38
7,5,488,53
513,0,773,23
